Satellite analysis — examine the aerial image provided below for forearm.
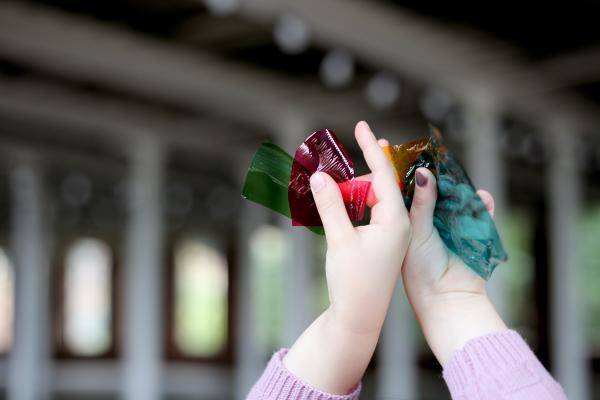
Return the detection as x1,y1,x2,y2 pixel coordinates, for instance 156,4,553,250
414,292,506,366
283,307,380,395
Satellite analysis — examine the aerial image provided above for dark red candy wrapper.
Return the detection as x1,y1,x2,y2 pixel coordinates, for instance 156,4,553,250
288,129,370,227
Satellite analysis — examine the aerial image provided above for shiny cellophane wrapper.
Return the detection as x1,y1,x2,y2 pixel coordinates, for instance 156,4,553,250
289,129,370,227
241,142,325,235
382,129,507,279
242,128,507,279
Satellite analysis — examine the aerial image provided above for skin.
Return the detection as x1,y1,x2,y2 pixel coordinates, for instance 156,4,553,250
283,121,505,394
402,166,506,367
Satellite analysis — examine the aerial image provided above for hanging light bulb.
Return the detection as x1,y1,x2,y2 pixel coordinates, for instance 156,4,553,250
365,72,402,110
273,14,310,55
419,87,454,122
319,49,355,89
203,0,239,16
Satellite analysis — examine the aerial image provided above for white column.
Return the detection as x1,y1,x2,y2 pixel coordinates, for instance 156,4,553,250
122,137,165,400
547,118,589,400
282,226,315,346
377,283,417,399
235,204,268,399
7,162,51,400
280,118,316,347
462,93,508,318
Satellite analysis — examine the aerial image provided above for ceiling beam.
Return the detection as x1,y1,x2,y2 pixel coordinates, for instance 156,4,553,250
0,1,376,137
0,78,257,176
0,77,430,187
1,0,597,135
539,46,600,88
238,0,525,93
237,0,600,129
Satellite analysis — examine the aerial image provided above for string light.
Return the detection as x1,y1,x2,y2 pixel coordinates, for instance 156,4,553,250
319,49,354,89
203,0,239,16
419,87,454,122
365,72,401,110
273,14,310,55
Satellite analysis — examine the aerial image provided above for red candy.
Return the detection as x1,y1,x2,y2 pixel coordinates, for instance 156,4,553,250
288,129,370,227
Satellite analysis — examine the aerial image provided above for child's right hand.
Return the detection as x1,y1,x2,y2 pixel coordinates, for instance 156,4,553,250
283,121,412,394
401,167,507,366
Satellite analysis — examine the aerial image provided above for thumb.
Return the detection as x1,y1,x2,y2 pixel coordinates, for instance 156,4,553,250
310,172,355,244
409,168,437,243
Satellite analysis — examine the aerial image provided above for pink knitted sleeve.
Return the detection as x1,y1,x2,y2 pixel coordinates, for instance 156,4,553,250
246,349,361,400
443,330,567,400
248,331,565,399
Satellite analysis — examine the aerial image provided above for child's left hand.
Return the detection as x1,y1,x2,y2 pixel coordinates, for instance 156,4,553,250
283,121,412,394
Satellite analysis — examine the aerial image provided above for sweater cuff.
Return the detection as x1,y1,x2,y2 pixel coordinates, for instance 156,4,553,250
443,330,554,397
248,349,361,400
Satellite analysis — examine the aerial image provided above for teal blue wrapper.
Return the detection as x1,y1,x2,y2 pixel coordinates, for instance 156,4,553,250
430,131,508,279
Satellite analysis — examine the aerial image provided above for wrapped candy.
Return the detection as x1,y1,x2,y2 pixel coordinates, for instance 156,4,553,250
427,128,507,279
382,129,507,278
241,141,325,234
289,129,370,227
241,142,291,215
242,128,507,279
382,137,435,209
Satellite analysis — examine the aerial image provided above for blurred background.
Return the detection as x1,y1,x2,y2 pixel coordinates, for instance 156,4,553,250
0,0,599,399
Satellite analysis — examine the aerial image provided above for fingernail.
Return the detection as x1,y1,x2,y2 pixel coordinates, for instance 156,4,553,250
378,138,390,147
310,173,326,193
416,170,428,187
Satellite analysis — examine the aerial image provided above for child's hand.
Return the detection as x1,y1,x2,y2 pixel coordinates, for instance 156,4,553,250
402,167,507,366
316,123,411,335
283,121,411,394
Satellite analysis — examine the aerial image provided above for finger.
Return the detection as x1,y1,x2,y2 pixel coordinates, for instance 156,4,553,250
409,167,437,242
476,190,495,218
310,172,355,243
355,134,394,194
355,121,404,221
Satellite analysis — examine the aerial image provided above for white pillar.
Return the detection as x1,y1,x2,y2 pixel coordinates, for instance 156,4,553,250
280,118,316,347
547,118,589,400
377,283,417,399
7,162,51,400
462,93,508,318
282,226,315,346
235,204,268,399
122,137,165,400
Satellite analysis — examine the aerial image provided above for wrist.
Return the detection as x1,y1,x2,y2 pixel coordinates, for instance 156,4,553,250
326,303,387,337
283,308,380,395
414,292,507,366
324,306,384,340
